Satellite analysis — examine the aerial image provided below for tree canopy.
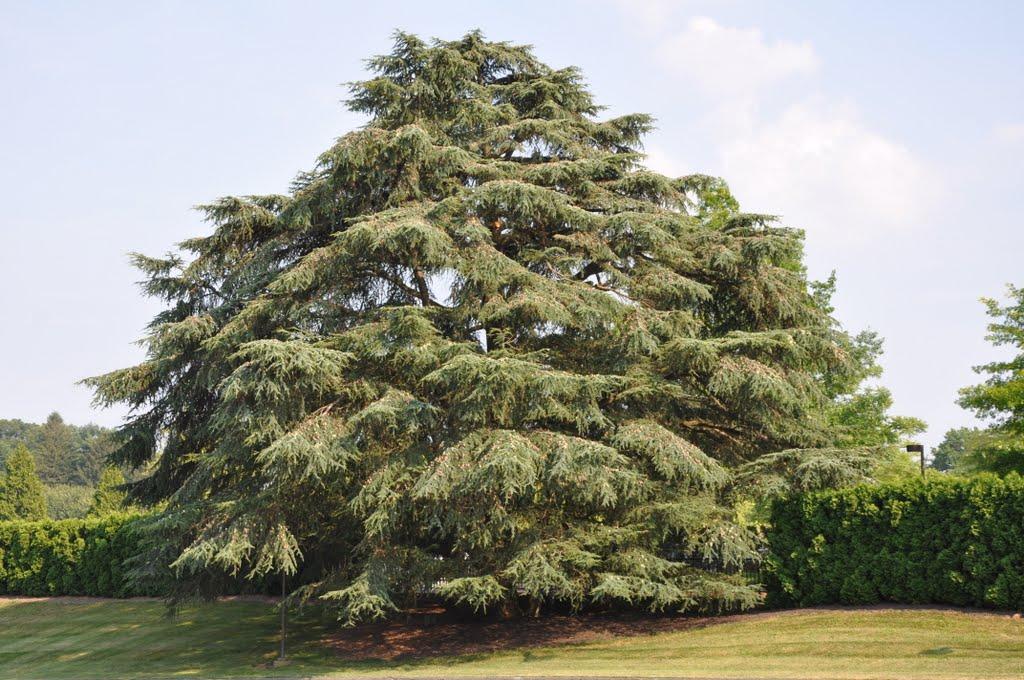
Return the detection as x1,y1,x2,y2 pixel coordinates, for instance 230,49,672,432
957,285,1024,474
89,31,908,622
825,335,925,450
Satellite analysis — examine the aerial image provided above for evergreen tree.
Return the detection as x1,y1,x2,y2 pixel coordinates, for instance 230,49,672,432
36,412,75,482
0,444,47,521
89,32,878,622
957,285,1024,474
87,466,127,516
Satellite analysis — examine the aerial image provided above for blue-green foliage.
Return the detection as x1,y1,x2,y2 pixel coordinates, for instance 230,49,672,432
0,513,158,597
766,475,1024,610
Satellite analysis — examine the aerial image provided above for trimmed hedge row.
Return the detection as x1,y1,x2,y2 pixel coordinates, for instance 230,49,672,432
765,474,1024,610
5,476,1024,607
0,513,157,597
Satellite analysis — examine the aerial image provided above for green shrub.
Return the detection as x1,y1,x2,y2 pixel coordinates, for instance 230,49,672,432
0,513,159,596
765,474,1024,610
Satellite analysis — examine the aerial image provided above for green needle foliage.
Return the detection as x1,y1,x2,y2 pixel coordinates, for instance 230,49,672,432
0,444,47,521
88,31,875,623
87,466,128,517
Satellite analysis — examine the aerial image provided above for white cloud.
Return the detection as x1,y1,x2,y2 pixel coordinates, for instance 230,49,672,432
993,122,1024,144
658,17,819,104
614,10,935,247
719,100,934,245
642,145,690,178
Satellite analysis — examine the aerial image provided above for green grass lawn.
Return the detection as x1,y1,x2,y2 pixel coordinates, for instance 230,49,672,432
0,598,1022,679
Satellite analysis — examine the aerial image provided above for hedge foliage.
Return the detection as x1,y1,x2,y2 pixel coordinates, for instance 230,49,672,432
7,476,1024,608
766,474,1024,610
0,513,157,597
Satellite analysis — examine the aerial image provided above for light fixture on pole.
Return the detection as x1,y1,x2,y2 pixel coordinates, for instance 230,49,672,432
906,444,925,476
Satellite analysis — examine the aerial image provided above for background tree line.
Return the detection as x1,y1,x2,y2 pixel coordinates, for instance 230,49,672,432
0,413,126,520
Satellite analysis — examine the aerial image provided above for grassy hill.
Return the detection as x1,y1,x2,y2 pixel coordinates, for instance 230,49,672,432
0,598,1022,679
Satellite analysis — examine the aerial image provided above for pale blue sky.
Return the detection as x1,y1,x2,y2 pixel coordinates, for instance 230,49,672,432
1,1,1021,448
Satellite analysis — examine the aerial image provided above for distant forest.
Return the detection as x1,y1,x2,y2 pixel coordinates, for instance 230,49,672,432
0,413,117,518
0,413,115,486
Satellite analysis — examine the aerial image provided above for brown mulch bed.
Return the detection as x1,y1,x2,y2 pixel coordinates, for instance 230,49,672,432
319,608,748,661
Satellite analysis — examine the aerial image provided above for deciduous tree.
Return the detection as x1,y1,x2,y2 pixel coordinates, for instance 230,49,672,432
930,427,979,472
958,285,1024,474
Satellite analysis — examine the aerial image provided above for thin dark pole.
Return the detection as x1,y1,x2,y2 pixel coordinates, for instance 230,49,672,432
279,572,286,661
907,444,925,477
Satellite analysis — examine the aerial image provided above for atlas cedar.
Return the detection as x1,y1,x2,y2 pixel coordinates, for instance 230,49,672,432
88,32,887,623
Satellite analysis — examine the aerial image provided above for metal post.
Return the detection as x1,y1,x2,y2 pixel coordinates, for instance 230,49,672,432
279,572,286,661
907,444,925,476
